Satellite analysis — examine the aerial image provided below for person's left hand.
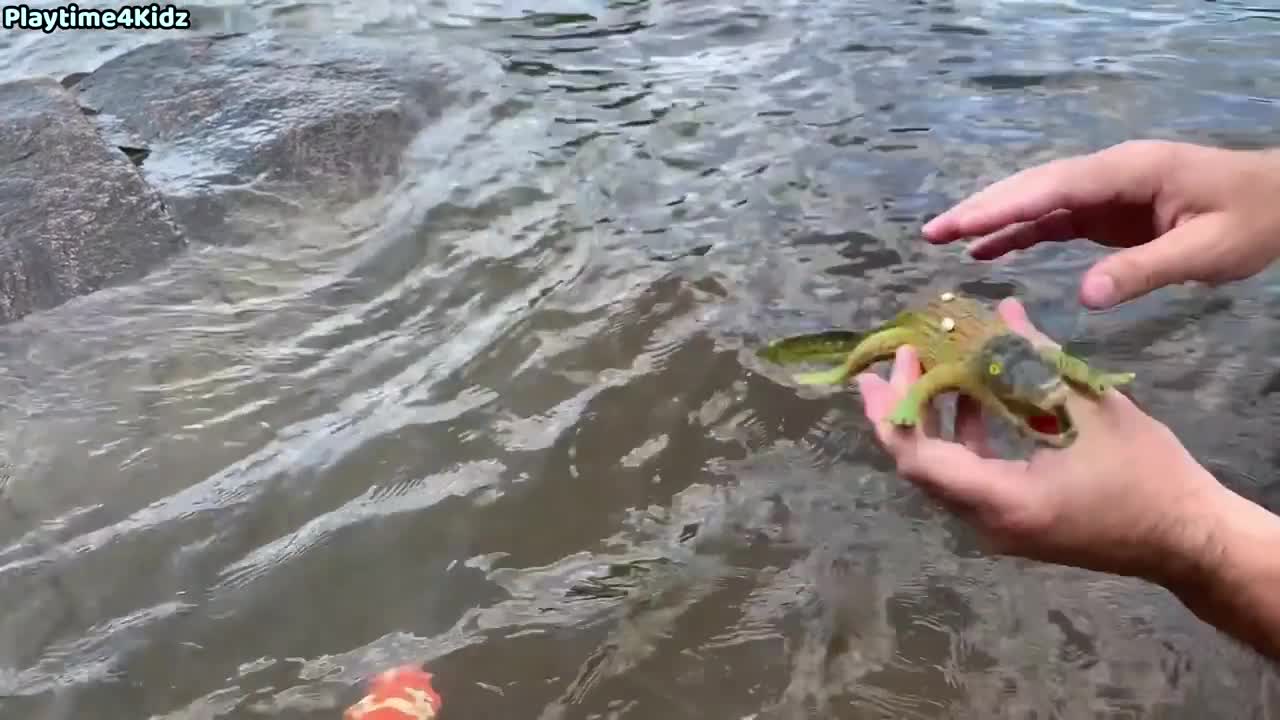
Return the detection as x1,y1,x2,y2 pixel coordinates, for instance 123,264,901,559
852,300,1031,509
855,340,998,513
852,297,1231,586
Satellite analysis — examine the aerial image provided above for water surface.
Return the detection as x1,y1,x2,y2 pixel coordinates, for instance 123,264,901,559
2,1,1280,718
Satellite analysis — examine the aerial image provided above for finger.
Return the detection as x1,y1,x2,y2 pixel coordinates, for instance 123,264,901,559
854,372,895,422
883,431,1029,514
967,208,1078,260
887,345,944,437
922,155,1098,242
922,142,1165,243
889,345,921,395
1079,214,1228,309
921,397,940,438
995,297,1057,348
954,394,994,458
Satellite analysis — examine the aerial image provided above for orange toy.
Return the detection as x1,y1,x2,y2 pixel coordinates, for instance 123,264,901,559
343,664,442,720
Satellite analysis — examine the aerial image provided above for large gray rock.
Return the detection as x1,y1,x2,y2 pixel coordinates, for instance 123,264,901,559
0,78,186,324
72,31,470,245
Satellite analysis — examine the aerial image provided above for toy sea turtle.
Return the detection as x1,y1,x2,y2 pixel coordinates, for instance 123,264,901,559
757,291,1135,447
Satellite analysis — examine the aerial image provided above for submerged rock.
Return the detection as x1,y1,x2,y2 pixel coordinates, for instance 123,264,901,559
72,31,474,245
0,77,186,324
0,31,483,323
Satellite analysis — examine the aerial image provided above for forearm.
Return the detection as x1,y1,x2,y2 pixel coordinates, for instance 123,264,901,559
1161,482,1280,661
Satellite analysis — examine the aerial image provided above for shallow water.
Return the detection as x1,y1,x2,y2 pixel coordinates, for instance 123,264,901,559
3,1,1280,718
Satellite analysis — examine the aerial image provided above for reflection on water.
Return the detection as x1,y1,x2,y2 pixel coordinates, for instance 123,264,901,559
3,1,1280,718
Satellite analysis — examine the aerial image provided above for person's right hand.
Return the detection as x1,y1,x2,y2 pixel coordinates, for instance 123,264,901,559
922,140,1280,309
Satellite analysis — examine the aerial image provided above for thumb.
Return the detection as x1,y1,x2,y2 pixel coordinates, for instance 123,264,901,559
1080,215,1226,309
996,297,1057,349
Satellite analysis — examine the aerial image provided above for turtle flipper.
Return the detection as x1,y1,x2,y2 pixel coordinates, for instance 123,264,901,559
757,329,868,387
1039,347,1135,395
886,362,971,427
792,365,856,386
762,326,922,388
886,399,923,427
756,330,865,366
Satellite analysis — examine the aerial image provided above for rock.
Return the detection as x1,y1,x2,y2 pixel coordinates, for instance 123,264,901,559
59,72,88,89
0,78,186,324
72,31,475,245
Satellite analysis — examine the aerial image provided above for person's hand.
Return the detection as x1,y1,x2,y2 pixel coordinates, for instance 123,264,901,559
922,140,1280,309
853,296,1232,586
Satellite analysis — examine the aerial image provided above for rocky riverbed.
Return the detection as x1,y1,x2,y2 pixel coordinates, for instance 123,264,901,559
0,29,493,322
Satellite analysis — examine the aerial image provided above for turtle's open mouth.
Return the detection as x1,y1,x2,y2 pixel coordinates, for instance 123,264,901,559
1001,386,1076,446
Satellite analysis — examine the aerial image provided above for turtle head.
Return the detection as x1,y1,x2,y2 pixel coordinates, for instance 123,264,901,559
972,333,1076,446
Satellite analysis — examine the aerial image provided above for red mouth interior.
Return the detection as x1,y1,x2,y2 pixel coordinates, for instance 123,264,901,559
1028,413,1061,435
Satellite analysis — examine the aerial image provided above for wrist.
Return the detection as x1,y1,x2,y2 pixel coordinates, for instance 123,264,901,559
1249,146,1280,257
1141,462,1280,660
1156,475,1280,616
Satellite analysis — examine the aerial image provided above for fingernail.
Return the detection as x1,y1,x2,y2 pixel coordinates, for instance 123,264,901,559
1081,273,1115,307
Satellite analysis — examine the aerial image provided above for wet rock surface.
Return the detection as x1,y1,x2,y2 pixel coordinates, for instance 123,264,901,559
71,31,468,246
0,77,185,324
0,30,476,324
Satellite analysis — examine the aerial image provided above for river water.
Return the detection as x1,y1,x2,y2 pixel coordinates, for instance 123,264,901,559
3,1,1280,718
